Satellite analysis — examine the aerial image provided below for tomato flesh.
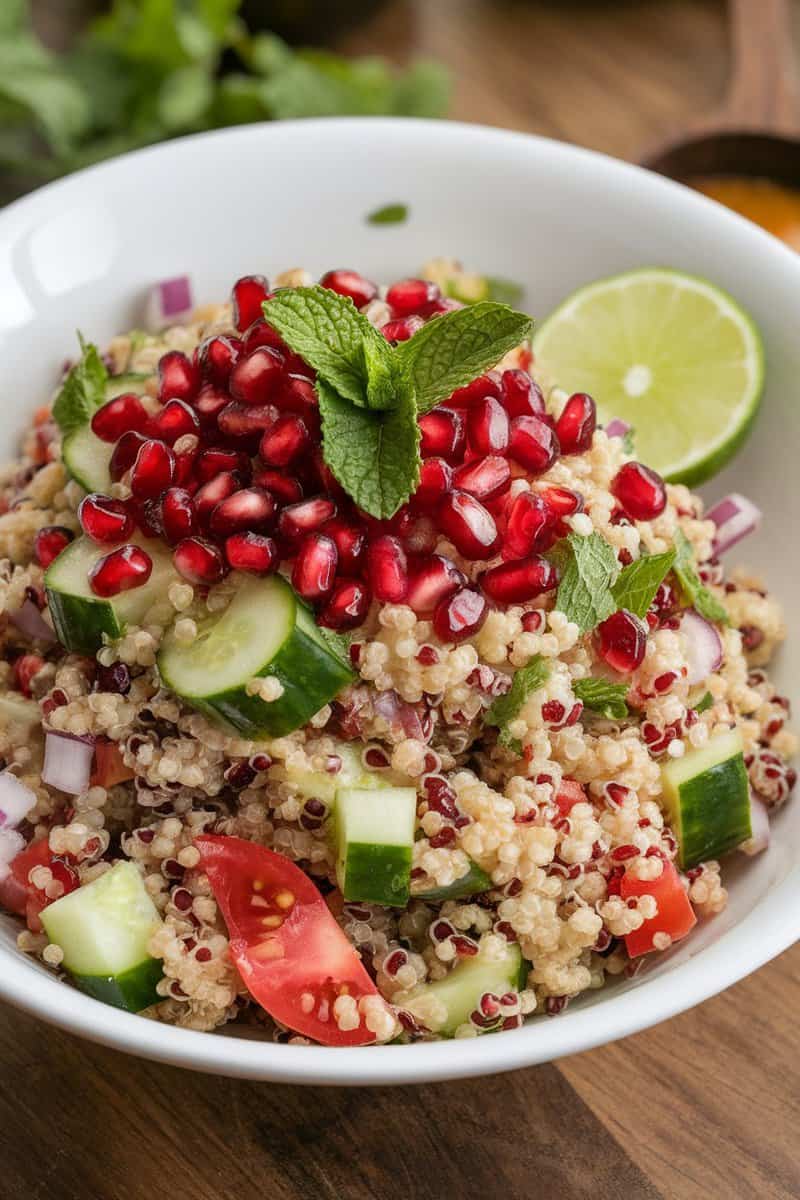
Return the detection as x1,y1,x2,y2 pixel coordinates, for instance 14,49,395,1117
555,779,587,815
0,839,78,932
195,834,386,1046
621,857,697,957
91,739,135,789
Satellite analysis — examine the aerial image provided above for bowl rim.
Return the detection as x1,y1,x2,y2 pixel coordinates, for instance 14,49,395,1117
0,115,798,1084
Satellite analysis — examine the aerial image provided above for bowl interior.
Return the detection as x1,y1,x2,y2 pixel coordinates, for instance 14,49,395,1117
0,119,797,1083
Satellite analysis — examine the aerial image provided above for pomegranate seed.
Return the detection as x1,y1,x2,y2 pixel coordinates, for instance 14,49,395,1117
231,275,270,332
129,439,175,499
161,488,196,544
194,471,240,522
217,402,277,440
224,532,278,575
419,407,465,463
109,431,148,481
322,517,366,573
433,586,488,643
14,654,45,696
91,393,149,443
278,497,337,540
448,371,503,408
147,398,199,445
95,661,131,695
541,486,583,519
453,455,511,502
386,278,439,315
503,492,552,558
437,490,500,560
259,413,309,466
319,578,371,630
501,370,546,418
481,556,558,604
420,297,462,318
198,334,241,386
556,392,596,454
416,645,439,665
132,498,164,539
157,350,199,403
196,447,248,483
320,269,378,309
89,545,152,597
79,494,134,544
367,535,408,602
597,609,648,673
406,554,465,616
193,384,230,425
275,374,318,418
381,316,424,342
611,462,667,521
467,397,510,455
252,468,303,505
34,525,73,568
411,457,453,509
173,537,225,586
229,347,284,406
292,533,337,600
209,488,275,536
243,318,285,355
508,415,560,474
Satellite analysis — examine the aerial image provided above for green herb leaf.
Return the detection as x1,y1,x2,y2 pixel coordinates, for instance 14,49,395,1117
552,532,620,633
611,548,676,619
388,59,450,118
397,302,533,414
157,63,213,131
0,30,90,155
692,691,714,714
674,531,729,625
572,677,630,720
262,287,394,410
622,427,636,454
52,337,108,437
317,379,420,520
316,622,354,664
485,277,524,305
367,202,409,226
486,656,550,753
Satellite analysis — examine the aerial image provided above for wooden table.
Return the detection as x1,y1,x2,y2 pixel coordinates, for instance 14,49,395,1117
4,3,799,1197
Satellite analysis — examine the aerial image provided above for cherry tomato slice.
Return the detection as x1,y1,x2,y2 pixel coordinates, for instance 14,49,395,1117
621,857,697,957
195,834,386,1046
0,839,78,932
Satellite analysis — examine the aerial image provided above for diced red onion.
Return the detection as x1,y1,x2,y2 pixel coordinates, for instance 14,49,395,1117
144,275,193,331
740,792,770,856
0,770,36,829
678,609,723,686
9,599,56,644
604,418,631,440
0,828,25,880
705,492,762,556
42,731,95,795
373,690,424,741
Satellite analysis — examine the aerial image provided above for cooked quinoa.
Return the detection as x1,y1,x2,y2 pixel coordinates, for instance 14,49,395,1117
0,259,795,1046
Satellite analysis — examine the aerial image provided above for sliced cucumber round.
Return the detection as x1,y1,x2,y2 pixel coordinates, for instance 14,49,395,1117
400,941,525,1037
335,786,417,907
158,574,354,738
45,535,176,656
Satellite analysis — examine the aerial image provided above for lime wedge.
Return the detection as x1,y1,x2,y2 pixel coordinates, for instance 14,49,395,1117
531,268,764,485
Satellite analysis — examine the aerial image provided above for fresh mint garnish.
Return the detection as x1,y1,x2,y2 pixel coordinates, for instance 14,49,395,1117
572,677,630,720
52,336,108,436
551,532,620,633
367,203,408,226
486,656,550,753
674,531,729,625
316,621,354,664
485,277,524,306
622,427,636,454
692,690,714,714
611,549,676,619
397,301,532,414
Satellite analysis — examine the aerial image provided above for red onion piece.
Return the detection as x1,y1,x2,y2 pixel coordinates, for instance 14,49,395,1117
679,609,723,686
604,418,631,440
0,771,36,829
9,599,56,644
373,690,424,741
741,792,770,856
0,828,25,880
705,492,762,556
144,275,193,331
42,731,95,795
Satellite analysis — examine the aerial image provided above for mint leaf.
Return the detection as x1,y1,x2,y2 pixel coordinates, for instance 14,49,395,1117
674,531,729,625
623,427,636,454
572,677,629,720
486,657,550,752
317,379,420,520
692,691,714,714
397,302,533,414
262,287,394,410
367,202,408,226
362,337,411,412
611,549,676,619
52,337,108,437
316,622,355,664
157,63,213,131
552,533,620,633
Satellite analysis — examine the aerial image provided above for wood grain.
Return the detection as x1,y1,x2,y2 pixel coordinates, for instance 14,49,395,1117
3,4,800,1199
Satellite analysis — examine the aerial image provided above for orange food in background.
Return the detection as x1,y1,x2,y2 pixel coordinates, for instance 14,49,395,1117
690,176,800,250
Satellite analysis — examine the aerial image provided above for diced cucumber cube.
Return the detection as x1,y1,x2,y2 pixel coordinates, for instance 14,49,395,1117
335,786,417,907
400,941,525,1037
661,729,752,868
412,859,492,901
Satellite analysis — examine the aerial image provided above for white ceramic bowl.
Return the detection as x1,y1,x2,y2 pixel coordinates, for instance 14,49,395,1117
0,119,797,1085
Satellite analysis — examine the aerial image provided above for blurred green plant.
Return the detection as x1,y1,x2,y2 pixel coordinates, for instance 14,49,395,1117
0,0,449,181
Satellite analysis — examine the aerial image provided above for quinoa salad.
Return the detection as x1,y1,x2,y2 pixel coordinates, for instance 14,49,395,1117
0,260,795,1047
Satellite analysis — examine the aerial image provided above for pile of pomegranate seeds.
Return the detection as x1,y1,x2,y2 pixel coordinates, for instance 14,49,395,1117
80,269,669,646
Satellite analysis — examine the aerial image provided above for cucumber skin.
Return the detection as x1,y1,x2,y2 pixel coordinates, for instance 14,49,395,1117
46,587,123,656
72,957,162,1012
340,844,412,907
163,619,354,738
413,860,492,902
672,753,751,869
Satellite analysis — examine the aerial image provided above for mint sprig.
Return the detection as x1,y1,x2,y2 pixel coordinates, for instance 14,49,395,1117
52,336,108,436
486,656,550,753
572,677,630,720
674,531,729,625
551,533,620,633
611,549,676,619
